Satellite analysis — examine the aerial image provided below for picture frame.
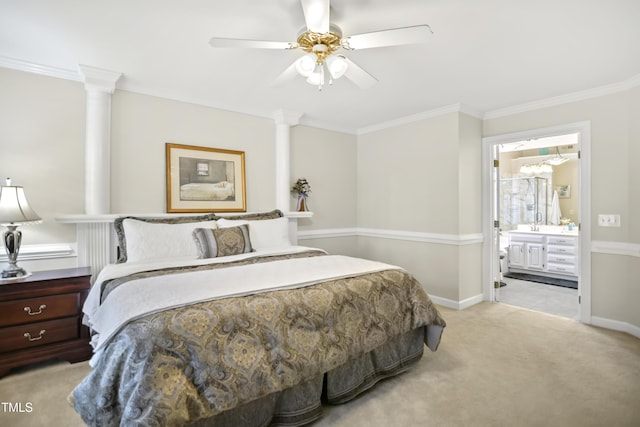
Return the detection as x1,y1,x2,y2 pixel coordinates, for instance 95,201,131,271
556,184,571,199
166,143,246,213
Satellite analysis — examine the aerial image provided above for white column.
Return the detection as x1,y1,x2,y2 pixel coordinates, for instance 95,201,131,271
75,65,121,275
273,109,303,212
78,65,121,215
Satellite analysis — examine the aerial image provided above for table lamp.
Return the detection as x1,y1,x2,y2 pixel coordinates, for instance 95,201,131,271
0,178,41,278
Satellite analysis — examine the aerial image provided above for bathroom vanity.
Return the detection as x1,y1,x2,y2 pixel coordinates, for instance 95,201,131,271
507,226,579,281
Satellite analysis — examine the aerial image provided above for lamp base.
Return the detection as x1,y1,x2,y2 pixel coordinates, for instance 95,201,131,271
3,225,28,279
2,264,28,279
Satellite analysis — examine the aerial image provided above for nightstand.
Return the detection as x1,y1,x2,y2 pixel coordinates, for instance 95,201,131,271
0,267,93,378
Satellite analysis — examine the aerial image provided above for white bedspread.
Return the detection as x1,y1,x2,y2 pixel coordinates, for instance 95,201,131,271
85,249,401,362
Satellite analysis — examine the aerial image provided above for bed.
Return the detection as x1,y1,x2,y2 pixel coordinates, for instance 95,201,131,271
72,210,446,426
180,181,234,201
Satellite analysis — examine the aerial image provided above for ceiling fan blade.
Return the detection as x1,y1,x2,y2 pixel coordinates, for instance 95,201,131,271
344,25,433,50
301,0,330,33
343,57,377,89
209,37,293,50
271,61,300,87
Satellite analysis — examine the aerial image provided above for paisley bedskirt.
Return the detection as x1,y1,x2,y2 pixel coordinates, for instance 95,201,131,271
187,327,426,427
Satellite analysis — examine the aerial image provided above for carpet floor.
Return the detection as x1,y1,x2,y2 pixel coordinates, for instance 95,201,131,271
503,272,578,289
1,302,638,427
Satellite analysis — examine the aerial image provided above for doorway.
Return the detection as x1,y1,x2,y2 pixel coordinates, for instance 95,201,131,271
482,122,592,323
497,135,579,318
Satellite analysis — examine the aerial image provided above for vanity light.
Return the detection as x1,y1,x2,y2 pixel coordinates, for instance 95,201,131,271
519,163,553,174
545,146,569,166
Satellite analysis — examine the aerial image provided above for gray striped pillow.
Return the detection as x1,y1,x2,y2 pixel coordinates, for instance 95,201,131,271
193,225,254,258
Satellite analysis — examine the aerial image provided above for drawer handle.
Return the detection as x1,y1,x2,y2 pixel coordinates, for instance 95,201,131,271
24,304,47,316
23,330,46,342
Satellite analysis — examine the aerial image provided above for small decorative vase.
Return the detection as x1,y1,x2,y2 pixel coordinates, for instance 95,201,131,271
296,195,308,212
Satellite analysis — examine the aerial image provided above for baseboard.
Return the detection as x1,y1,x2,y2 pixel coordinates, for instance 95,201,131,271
590,316,640,339
430,293,484,310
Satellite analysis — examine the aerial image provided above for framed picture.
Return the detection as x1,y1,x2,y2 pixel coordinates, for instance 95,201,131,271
556,184,571,199
166,143,246,213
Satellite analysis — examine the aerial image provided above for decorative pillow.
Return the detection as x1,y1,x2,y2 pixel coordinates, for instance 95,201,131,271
193,225,254,258
217,216,291,249
120,218,218,263
211,209,283,221
114,214,218,263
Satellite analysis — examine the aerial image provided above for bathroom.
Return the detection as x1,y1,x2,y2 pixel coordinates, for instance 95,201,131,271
497,134,580,318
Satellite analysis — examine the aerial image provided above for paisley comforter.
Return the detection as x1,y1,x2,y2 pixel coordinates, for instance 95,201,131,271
72,248,446,426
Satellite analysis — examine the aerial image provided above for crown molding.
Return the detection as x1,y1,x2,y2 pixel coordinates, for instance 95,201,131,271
78,64,122,94
484,73,640,120
357,103,483,135
0,55,81,82
273,109,303,126
2,55,638,133
297,117,358,135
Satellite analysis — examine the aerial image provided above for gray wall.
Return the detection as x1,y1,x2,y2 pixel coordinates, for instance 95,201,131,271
355,112,483,302
483,88,640,328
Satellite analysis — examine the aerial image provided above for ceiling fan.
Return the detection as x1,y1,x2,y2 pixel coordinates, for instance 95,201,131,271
209,0,432,90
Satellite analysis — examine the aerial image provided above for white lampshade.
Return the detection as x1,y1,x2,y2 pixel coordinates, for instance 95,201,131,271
295,53,317,77
0,179,41,225
326,55,348,79
306,62,325,86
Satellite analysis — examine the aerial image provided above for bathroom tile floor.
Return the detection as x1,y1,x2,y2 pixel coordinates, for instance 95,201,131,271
497,277,579,320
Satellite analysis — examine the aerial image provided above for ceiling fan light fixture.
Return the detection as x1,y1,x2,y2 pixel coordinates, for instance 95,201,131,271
306,62,325,87
326,55,348,79
295,53,317,77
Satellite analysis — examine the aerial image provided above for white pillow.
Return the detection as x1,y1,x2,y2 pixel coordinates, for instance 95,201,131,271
217,216,291,249
122,219,218,262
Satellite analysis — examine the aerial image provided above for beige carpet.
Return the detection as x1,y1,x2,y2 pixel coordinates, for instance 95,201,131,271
1,302,638,427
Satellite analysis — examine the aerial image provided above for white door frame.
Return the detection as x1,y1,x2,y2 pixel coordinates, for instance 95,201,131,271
481,121,592,323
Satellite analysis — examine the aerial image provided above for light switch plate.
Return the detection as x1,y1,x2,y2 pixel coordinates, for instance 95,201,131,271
598,214,621,227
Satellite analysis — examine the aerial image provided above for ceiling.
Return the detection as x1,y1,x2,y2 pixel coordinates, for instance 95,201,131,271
1,0,639,133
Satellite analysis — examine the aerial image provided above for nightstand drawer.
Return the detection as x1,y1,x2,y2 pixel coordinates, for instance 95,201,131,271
0,293,79,327
0,317,79,353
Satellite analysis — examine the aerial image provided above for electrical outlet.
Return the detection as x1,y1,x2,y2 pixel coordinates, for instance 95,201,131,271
598,214,621,227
